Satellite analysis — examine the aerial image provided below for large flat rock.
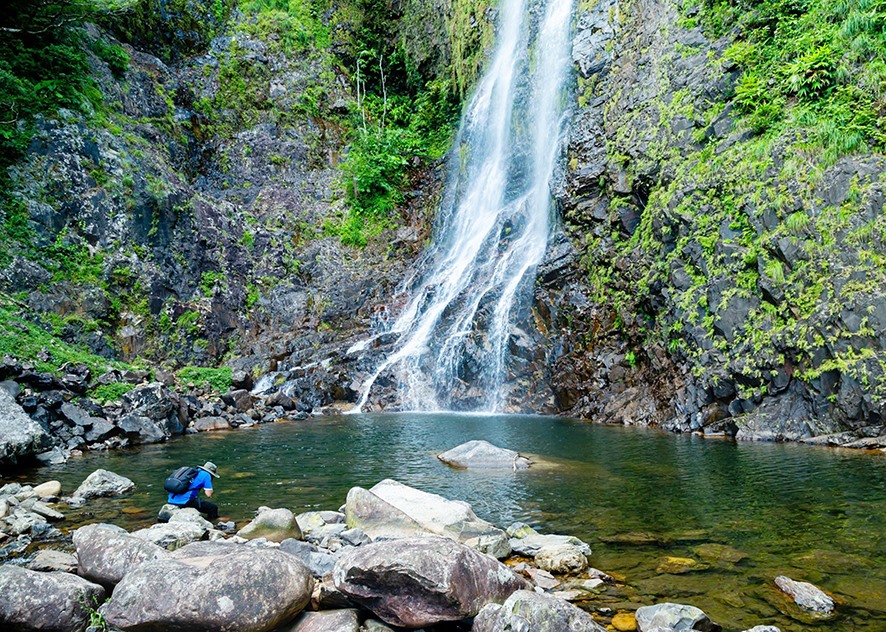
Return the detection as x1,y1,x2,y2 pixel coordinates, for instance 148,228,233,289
438,440,531,469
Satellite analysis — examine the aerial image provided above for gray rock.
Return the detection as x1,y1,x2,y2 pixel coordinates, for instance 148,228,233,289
534,543,590,574
103,544,314,632
635,602,720,631
0,388,51,467
286,609,360,632
345,479,510,557
72,469,135,500
280,538,338,577
73,523,169,586
238,506,303,542
472,589,607,631
774,575,835,614
168,507,214,530
27,548,79,573
0,565,105,632
437,440,532,469
33,480,62,498
333,536,529,628
121,382,183,434
117,414,167,444
30,500,65,521
508,524,592,563
130,521,207,550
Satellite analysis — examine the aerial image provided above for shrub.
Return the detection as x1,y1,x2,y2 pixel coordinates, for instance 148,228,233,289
176,366,232,392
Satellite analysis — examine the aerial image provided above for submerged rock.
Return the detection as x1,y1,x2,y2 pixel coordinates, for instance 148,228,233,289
774,575,835,615
0,565,105,632
104,544,314,632
634,602,721,631
437,440,531,469
473,590,607,631
333,536,529,628
71,469,135,500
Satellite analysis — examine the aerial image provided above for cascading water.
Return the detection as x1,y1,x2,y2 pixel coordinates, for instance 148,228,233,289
349,0,575,412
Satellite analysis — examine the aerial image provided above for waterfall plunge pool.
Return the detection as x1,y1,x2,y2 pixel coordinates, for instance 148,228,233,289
12,413,886,630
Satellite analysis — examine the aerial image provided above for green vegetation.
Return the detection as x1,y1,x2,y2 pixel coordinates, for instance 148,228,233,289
91,381,135,403
176,365,233,392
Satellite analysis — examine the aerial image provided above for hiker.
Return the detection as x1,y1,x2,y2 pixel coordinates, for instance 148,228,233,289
167,461,220,521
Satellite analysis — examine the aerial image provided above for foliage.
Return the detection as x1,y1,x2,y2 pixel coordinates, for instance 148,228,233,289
176,365,232,392
91,38,129,76
91,381,135,402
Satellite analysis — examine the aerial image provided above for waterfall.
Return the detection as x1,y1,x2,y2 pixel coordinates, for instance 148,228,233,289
350,0,575,412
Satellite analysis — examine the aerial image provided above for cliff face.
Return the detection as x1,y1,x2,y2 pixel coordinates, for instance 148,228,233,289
537,0,886,442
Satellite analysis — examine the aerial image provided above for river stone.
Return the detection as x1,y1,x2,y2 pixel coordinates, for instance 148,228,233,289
280,538,338,577
508,524,591,561
131,521,208,550
774,576,835,614
33,480,62,498
238,506,303,542
333,536,529,628
0,388,51,467
30,500,65,521
345,479,510,557
437,440,532,469
192,415,232,431
168,507,214,530
634,603,720,631
73,523,170,586
657,557,709,574
28,548,79,573
72,469,135,500
103,545,314,632
535,543,590,574
0,565,105,632
472,589,607,632
287,609,360,632
612,612,638,631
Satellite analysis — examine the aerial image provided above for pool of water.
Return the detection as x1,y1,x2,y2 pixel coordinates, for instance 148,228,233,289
9,413,886,630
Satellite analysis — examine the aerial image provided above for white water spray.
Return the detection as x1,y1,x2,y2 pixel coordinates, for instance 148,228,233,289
350,0,575,412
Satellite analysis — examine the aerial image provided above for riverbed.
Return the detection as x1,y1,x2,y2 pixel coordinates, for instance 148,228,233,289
10,413,886,630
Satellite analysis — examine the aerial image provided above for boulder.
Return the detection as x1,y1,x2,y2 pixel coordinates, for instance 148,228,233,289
0,565,105,632
73,523,169,586
192,416,232,431
33,480,62,498
333,536,529,628
121,383,183,434
168,507,214,530
238,507,303,542
472,590,607,631
287,609,360,632
28,548,79,573
280,538,338,577
535,543,590,574
103,544,314,632
345,479,510,557
131,521,208,549
0,388,51,467
634,603,720,631
117,414,168,444
71,469,135,500
437,440,531,469
508,523,591,558
774,576,835,614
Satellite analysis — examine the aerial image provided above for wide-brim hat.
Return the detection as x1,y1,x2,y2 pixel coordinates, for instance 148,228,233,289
199,461,220,478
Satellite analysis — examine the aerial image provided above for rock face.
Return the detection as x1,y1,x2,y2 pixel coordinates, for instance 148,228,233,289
72,469,135,499
237,506,303,542
345,479,510,557
103,544,314,632
634,603,721,632
332,536,529,628
73,523,169,586
437,440,531,469
774,576,835,615
0,388,51,467
0,565,105,632
473,590,607,632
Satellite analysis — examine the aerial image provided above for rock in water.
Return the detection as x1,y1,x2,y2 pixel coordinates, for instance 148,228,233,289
0,565,105,632
345,479,510,557
72,469,135,500
103,544,314,632
332,536,529,628
437,440,531,469
473,590,607,631
33,480,62,498
73,523,169,586
634,602,720,631
0,388,51,467
238,506,304,542
774,576,835,614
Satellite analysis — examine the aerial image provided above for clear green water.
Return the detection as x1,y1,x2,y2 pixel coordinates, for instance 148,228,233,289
10,413,886,631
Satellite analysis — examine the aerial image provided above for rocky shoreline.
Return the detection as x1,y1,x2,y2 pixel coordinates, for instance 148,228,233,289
0,465,837,632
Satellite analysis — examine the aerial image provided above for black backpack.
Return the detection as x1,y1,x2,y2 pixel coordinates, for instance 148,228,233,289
163,466,198,494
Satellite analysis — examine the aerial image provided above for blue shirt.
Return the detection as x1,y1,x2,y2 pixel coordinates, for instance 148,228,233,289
168,468,213,504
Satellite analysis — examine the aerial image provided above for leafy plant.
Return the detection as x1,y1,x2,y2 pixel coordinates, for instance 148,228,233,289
176,365,232,392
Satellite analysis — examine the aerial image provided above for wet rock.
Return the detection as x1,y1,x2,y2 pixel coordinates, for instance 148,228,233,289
634,602,720,631
507,523,591,561
103,544,313,632
238,506,303,542
535,543,590,574
28,548,79,573
345,479,510,557
612,612,638,631
0,388,52,467
30,500,65,521
774,575,835,615
692,543,747,564
0,566,105,632
333,536,529,628
73,523,169,586
657,556,710,574
437,439,531,469
191,415,233,431
33,480,62,498
72,469,135,500
287,608,361,632
472,590,607,631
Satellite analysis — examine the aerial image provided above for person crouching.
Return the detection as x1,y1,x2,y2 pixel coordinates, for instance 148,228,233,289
167,461,220,521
